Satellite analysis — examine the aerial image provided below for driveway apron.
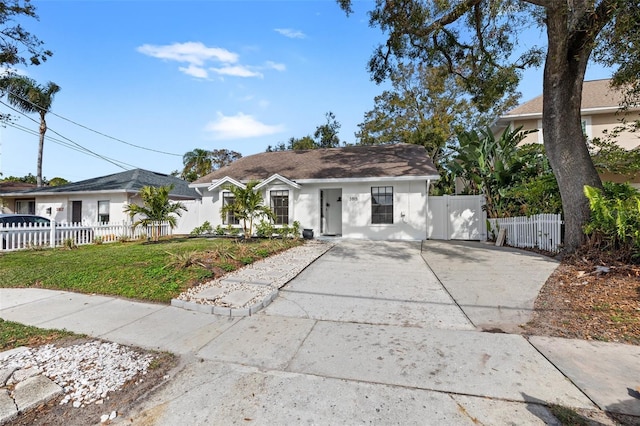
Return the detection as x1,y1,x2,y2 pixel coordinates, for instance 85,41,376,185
263,240,473,330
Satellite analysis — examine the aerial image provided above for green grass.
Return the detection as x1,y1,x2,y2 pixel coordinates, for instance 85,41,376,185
0,237,302,303
0,319,81,351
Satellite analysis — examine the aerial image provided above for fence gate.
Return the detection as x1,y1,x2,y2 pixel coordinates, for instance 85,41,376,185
427,195,486,241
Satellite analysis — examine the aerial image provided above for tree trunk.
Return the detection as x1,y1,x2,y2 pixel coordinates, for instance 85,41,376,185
542,6,603,253
37,112,46,187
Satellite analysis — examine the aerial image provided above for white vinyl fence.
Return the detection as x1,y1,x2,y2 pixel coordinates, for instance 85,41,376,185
487,214,563,253
0,220,172,252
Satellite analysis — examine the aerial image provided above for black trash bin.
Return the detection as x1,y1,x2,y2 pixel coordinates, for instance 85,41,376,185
302,229,314,239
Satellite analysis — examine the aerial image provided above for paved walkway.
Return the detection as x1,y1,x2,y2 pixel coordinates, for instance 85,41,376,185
1,239,639,425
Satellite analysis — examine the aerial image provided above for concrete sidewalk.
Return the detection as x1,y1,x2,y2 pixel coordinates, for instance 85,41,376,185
1,239,639,424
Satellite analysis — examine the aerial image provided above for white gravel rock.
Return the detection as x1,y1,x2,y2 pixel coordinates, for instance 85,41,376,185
178,240,333,308
1,341,154,407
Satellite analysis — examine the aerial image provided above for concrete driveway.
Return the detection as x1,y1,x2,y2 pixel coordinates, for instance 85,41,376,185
122,239,603,425
4,239,635,424
264,240,473,329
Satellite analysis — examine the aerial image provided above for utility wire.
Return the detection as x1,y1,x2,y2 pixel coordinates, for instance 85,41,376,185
0,99,133,170
5,121,139,169
2,88,182,157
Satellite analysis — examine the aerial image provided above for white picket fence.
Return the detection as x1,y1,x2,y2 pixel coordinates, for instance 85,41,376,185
0,220,172,252
487,214,563,253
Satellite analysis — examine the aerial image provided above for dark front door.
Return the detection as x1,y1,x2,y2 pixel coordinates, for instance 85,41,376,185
71,201,82,223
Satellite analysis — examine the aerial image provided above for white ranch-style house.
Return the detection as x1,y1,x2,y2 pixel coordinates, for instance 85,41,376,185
0,169,200,223
189,144,441,240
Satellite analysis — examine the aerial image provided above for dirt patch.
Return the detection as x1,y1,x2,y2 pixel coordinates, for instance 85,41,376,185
524,252,640,345
5,345,177,426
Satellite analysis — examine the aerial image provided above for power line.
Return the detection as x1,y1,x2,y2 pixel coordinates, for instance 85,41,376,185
5,121,139,169
2,88,182,157
0,99,134,170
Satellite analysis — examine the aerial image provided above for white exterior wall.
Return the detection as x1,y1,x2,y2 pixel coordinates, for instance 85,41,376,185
34,193,130,223
197,179,428,240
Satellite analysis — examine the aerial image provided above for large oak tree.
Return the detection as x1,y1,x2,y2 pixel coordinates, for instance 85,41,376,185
339,0,639,252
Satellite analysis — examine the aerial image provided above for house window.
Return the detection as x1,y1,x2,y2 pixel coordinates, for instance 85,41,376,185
222,193,239,225
581,116,592,140
271,190,289,225
15,200,35,215
98,200,110,223
371,186,393,224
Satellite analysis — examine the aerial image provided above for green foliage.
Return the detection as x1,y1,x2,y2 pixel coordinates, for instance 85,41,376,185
62,238,77,250
0,75,60,187
255,220,275,238
589,137,640,178
214,225,225,236
190,221,213,236
583,183,640,261
219,181,275,239
0,238,302,303
356,63,505,165
0,1,52,68
181,148,242,182
448,126,538,217
123,185,187,242
267,112,344,151
47,177,69,186
0,319,79,351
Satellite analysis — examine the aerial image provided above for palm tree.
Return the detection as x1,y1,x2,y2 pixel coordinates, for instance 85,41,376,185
181,148,212,182
220,181,274,239
0,76,60,187
123,185,187,242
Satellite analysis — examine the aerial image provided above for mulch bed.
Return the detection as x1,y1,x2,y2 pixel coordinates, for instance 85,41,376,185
524,252,640,345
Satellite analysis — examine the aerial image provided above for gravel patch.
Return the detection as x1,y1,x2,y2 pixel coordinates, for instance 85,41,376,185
1,341,154,408
177,240,333,308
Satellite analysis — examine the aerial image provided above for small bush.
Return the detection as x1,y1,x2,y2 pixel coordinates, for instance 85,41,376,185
94,236,104,245
214,225,225,236
191,221,213,236
63,238,77,250
583,182,640,261
256,220,275,238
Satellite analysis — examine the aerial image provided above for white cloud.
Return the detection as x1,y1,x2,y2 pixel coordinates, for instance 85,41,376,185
179,64,209,78
137,42,238,66
265,61,286,71
274,28,306,39
205,112,284,139
210,65,263,78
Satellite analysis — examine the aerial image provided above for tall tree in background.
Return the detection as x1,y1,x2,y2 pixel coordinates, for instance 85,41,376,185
357,63,514,164
0,76,60,187
0,0,53,122
181,148,242,181
267,112,343,151
313,111,342,148
338,0,639,253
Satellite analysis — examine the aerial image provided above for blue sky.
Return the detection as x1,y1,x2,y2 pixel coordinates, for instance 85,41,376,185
1,1,613,182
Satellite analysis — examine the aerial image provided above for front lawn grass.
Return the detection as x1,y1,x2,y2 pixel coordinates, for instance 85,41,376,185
0,237,302,303
0,318,82,351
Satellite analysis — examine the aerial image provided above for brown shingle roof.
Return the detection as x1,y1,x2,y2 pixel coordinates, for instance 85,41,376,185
504,79,626,117
0,181,37,193
191,143,438,185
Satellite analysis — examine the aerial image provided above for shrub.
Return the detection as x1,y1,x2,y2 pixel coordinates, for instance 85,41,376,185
214,225,225,236
190,221,213,236
63,238,77,250
583,182,640,261
94,236,104,245
255,220,275,238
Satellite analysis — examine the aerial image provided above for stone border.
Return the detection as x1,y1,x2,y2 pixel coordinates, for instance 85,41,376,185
170,242,332,317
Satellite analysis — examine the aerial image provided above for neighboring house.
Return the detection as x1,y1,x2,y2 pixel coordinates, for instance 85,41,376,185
190,144,440,240
495,78,640,188
0,169,200,224
495,79,640,149
0,182,37,214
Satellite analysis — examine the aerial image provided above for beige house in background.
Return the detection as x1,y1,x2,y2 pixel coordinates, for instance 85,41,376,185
494,78,640,187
